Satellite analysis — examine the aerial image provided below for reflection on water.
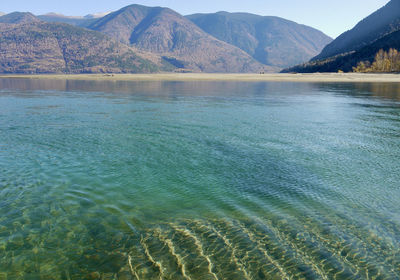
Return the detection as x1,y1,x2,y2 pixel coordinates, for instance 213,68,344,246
1,77,400,101
0,78,319,99
0,78,399,279
315,82,400,101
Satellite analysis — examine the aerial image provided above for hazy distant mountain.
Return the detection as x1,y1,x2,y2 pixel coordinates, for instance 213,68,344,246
38,13,96,27
89,5,272,73
38,12,112,27
0,12,5,17
0,20,159,74
84,12,111,19
187,12,332,68
313,0,400,61
0,12,41,24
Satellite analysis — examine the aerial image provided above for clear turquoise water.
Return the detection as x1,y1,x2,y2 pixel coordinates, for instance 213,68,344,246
0,79,400,279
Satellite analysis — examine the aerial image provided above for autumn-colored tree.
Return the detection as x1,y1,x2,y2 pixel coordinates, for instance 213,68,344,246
353,61,371,72
353,49,400,73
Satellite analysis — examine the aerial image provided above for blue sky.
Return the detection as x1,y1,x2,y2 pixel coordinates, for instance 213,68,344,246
1,0,390,38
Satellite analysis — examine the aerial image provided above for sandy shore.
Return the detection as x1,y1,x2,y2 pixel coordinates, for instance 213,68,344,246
0,73,399,83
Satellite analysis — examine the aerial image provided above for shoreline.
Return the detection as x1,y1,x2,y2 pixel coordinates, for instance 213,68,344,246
0,73,399,83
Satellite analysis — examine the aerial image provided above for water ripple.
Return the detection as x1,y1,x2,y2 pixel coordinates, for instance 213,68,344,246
0,81,400,278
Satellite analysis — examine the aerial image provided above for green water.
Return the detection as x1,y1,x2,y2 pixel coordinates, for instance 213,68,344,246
0,79,400,279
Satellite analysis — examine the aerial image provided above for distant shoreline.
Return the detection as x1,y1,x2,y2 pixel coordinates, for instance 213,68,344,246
0,73,399,83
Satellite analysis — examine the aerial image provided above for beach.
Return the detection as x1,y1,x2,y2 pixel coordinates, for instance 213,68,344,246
1,73,399,83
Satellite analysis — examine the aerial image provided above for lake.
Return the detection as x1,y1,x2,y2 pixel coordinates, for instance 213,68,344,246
0,78,399,279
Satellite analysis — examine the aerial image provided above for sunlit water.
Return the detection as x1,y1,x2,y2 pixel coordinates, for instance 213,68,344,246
1,78,400,279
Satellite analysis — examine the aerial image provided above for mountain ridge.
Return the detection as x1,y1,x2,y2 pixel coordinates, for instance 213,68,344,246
0,12,41,24
0,4,338,73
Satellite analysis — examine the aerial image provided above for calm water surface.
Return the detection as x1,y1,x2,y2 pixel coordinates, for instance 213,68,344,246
0,78,400,279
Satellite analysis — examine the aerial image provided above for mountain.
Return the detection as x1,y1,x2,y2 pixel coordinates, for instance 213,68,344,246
282,0,400,73
89,5,272,73
0,12,5,17
313,0,400,61
38,13,95,27
0,12,41,24
282,30,400,73
187,12,332,68
0,20,159,74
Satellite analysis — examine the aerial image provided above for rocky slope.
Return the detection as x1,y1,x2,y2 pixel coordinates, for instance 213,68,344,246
187,12,332,68
0,21,159,74
89,5,272,73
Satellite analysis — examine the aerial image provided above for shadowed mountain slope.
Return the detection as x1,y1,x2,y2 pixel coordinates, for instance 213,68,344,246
89,5,272,73
282,0,400,73
187,12,332,68
313,0,400,61
282,30,400,73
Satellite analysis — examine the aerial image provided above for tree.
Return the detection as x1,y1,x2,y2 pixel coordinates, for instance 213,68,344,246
353,61,370,73
353,49,400,73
